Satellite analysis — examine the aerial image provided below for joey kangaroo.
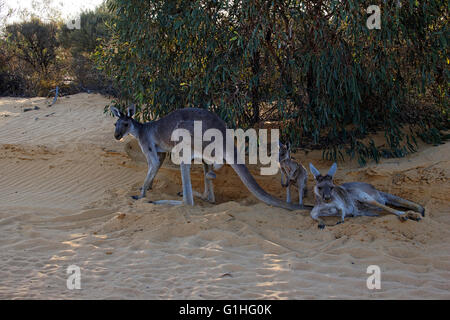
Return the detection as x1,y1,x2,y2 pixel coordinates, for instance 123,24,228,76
110,104,311,211
308,163,425,229
279,142,308,205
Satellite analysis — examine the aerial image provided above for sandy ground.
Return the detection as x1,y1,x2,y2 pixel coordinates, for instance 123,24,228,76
0,93,449,299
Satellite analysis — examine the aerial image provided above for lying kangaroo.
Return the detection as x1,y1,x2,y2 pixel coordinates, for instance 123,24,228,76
110,104,311,210
279,142,308,205
309,163,425,229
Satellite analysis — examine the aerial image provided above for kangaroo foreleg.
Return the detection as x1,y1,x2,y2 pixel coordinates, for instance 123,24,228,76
311,207,326,229
134,151,164,200
298,178,305,206
335,208,346,225
140,152,166,192
133,166,159,200
314,216,326,229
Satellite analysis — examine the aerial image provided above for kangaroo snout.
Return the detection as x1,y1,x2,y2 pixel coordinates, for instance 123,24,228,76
114,133,122,140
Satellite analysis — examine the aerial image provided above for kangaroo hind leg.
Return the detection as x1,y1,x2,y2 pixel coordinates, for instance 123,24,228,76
364,198,414,222
286,185,292,204
379,191,425,217
151,161,193,206
201,163,215,203
179,163,215,203
298,177,306,206
180,162,194,206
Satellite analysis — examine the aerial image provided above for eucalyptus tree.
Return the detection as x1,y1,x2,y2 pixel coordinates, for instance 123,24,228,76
98,0,448,164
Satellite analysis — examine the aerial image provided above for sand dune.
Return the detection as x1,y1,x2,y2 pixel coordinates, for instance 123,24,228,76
0,93,449,299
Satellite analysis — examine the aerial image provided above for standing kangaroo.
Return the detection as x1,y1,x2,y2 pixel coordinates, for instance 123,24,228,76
110,104,311,210
279,142,308,205
309,163,425,229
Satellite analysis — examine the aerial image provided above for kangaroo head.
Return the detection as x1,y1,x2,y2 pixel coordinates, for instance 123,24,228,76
110,104,136,140
279,141,291,162
309,162,337,203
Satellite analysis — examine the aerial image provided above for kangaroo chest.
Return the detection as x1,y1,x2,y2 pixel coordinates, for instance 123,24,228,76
281,160,301,183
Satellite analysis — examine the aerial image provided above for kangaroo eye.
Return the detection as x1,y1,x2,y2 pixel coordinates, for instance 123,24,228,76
318,187,322,190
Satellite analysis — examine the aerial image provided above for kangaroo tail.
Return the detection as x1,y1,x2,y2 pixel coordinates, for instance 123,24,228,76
230,163,312,211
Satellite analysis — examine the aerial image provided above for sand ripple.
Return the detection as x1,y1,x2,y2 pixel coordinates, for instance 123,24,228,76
0,94,449,299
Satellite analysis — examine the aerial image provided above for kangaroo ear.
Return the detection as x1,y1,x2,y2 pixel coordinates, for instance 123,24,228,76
286,141,291,150
110,106,122,118
327,162,337,177
127,104,136,118
309,163,321,179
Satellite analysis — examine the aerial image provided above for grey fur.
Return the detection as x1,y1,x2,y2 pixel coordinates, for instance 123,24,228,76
326,162,337,177
111,106,310,210
309,163,321,179
279,142,308,205
309,163,425,229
